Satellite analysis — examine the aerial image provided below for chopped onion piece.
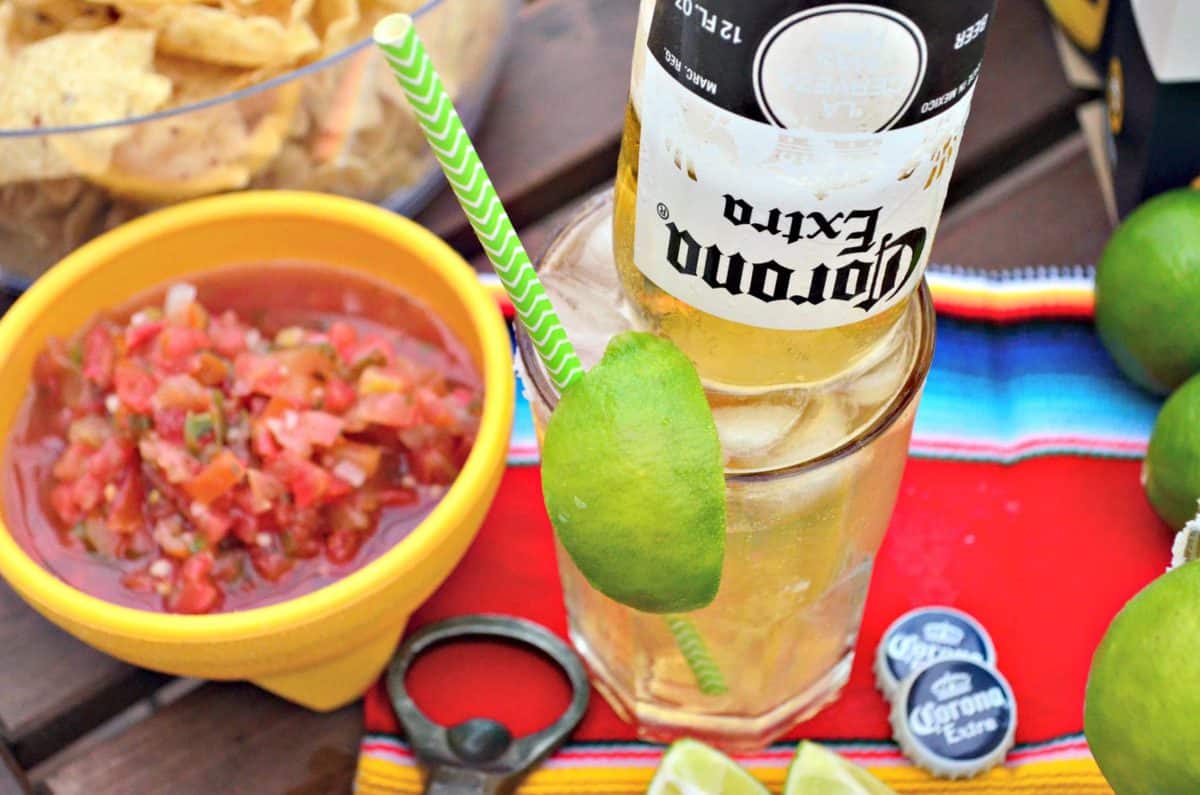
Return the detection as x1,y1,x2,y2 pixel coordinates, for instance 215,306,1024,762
164,283,197,321
331,460,367,487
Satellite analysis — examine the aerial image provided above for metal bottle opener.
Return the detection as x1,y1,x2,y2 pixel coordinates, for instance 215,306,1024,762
385,614,590,795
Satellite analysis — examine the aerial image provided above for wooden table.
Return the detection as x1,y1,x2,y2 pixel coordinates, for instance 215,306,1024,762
0,0,1112,792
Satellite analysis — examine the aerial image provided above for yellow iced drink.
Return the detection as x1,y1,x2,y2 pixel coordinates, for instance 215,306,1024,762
519,194,933,749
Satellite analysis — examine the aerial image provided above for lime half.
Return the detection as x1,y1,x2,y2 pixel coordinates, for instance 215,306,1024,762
647,739,769,795
784,742,897,795
541,331,726,613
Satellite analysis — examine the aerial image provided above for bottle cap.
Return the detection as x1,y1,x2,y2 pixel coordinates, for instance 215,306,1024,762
874,606,996,701
889,658,1016,779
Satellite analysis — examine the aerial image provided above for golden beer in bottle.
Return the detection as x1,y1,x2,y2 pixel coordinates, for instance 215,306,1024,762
615,0,995,390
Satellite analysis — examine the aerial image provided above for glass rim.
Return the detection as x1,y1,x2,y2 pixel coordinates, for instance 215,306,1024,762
0,0,468,138
515,190,936,484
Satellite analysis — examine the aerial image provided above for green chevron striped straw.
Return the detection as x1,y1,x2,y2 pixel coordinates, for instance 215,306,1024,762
373,14,726,697
373,14,582,393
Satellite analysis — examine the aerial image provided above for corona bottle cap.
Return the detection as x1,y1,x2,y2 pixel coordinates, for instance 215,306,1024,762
890,658,1016,778
875,606,996,701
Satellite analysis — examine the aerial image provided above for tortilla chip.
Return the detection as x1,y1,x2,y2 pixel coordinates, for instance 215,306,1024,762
218,0,315,28
77,77,301,203
0,28,171,182
80,101,252,201
124,4,319,68
154,53,273,106
238,80,302,173
312,0,357,55
9,0,115,41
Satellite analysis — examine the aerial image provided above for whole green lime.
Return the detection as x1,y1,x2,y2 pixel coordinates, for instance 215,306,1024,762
1095,189,1200,394
541,331,726,613
1143,374,1200,528
1085,562,1200,793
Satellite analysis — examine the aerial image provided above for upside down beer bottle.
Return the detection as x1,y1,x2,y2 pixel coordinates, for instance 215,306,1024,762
615,0,996,389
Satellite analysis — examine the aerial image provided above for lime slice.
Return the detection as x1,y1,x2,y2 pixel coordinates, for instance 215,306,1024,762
647,739,769,795
541,331,726,613
784,742,897,795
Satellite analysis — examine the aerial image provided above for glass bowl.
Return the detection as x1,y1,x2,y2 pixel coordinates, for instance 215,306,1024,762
0,0,518,279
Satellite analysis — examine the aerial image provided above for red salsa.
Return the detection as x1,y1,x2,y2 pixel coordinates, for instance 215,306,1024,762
3,264,482,614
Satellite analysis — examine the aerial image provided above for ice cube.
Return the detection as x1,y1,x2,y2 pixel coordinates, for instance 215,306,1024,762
845,334,912,409
712,400,805,465
539,206,635,370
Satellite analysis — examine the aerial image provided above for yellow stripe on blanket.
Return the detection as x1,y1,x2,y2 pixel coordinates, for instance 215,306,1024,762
357,753,1112,794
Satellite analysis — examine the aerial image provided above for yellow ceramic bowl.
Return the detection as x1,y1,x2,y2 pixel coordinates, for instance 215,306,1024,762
0,192,513,710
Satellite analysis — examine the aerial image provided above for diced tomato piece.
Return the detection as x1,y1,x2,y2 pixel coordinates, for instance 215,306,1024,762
153,374,211,412
139,437,199,483
82,325,116,389
450,386,477,408
86,437,134,481
330,442,382,479
268,453,332,508
328,321,357,361
50,483,83,526
124,320,165,352
322,377,356,413
408,438,459,485
249,421,280,459
415,387,459,429
325,529,363,565
53,442,95,481
153,408,188,444
190,352,230,386
326,476,353,500
70,473,104,512
106,472,144,533
245,468,285,514
250,548,293,582
189,501,234,545
229,510,259,546
259,395,294,421
166,553,222,614
208,311,248,357
184,450,245,504
156,326,211,371
234,352,320,406
298,411,343,447
234,352,279,393
356,393,418,428
114,361,157,413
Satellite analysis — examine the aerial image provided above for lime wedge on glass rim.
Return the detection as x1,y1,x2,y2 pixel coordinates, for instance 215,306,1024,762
648,739,770,795
784,742,897,795
541,331,726,614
